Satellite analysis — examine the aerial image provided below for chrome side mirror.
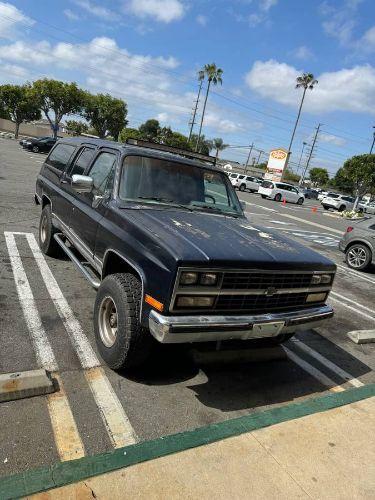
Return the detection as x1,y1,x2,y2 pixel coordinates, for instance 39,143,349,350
240,201,247,211
71,174,93,193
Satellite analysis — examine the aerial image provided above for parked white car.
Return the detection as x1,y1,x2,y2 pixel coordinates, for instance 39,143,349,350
258,181,305,204
231,174,260,192
359,201,375,214
321,194,355,212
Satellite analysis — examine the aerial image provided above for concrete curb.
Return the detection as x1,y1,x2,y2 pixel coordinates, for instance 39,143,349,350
347,330,375,344
0,369,55,403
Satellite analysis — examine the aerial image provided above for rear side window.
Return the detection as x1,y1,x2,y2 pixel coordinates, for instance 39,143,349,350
262,181,274,188
246,176,254,181
238,175,245,179
70,147,96,176
276,183,288,190
46,143,76,172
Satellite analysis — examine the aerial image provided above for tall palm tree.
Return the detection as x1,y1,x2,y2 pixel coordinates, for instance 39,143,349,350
188,69,205,142
287,73,318,160
212,137,228,159
195,63,223,151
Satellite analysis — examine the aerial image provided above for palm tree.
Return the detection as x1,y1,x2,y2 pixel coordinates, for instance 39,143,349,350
212,137,228,159
188,69,205,142
287,73,318,160
195,63,223,151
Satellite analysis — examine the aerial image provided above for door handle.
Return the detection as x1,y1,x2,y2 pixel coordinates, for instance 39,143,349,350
60,180,68,184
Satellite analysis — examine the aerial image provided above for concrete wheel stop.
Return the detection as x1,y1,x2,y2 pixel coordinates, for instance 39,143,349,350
347,329,375,344
0,369,55,403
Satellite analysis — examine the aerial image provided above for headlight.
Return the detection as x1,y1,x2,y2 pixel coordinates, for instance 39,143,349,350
200,273,218,286
306,292,327,303
176,296,215,308
311,274,332,285
180,272,198,285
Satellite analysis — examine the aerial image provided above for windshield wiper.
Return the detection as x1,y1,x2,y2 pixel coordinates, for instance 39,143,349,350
190,203,239,217
135,197,193,211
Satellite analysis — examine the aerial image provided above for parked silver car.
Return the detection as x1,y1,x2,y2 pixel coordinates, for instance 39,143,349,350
339,218,375,270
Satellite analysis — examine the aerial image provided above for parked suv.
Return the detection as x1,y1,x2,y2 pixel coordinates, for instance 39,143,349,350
231,174,260,192
35,138,335,370
321,194,355,212
258,181,305,204
339,219,375,270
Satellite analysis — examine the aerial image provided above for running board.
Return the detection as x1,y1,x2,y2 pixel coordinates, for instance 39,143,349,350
53,233,100,289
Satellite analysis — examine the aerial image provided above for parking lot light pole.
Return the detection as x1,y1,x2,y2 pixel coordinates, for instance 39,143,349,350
297,142,307,172
300,124,321,186
245,143,254,173
369,126,375,154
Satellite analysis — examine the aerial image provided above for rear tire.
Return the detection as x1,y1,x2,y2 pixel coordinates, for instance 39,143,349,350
297,197,304,205
38,204,61,257
32,145,39,153
338,205,346,212
274,193,282,202
94,273,154,370
345,244,372,271
239,184,246,192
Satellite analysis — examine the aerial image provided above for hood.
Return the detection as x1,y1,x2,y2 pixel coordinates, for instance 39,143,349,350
122,208,335,271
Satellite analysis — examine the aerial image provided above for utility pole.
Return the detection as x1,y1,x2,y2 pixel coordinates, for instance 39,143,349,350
245,143,254,173
296,142,307,172
370,126,375,154
188,79,204,142
256,150,263,165
300,124,321,186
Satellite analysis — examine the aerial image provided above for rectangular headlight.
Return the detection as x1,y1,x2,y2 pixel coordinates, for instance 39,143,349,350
180,272,198,285
320,274,332,284
200,273,218,286
306,292,327,303
176,296,215,308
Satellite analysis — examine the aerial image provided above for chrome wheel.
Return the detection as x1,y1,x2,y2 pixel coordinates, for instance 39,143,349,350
347,246,368,268
40,215,47,243
98,296,118,348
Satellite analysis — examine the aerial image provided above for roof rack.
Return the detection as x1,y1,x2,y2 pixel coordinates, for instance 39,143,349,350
125,138,217,165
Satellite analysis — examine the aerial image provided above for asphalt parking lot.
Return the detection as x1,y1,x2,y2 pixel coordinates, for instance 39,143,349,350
0,138,374,478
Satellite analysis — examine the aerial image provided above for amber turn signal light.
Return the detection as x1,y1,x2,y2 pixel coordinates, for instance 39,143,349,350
145,294,164,312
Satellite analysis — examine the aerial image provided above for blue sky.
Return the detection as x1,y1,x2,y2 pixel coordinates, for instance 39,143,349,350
0,0,374,175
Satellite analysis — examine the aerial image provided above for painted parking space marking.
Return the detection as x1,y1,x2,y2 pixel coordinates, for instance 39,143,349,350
4,231,85,462
329,296,375,322
331,291,375,316
25,232,138,448
265,226,340,247
336,263,375,285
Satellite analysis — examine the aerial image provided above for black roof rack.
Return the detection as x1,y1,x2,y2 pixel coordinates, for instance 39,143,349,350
125,138,217,165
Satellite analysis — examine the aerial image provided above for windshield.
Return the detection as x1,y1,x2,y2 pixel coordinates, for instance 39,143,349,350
119,155,242,215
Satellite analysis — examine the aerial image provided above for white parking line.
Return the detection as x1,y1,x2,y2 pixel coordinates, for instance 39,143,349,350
283,347,344,392
329,296,375,322
336,263,375,285
291,341,364,388
4,231,85,461
25,232,137,448
331,291,375,315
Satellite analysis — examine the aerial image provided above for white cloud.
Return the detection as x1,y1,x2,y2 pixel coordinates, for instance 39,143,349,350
72,0,119,21
204,110,245,134
319,133,346,147
292,45,314,60
196,14,207,26
319,0,363,46
245,59,375,115
259,0,278,12
157,112,170,123
64,9,79,21
0,2,34,39
126,0,185,23
0,60,29,80
248,13,263,27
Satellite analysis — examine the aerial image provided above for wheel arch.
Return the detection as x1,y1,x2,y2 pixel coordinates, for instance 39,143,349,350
102,249,145,286
345,239,374,256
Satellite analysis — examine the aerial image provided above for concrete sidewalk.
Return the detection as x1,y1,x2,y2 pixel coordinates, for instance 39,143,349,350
1,385,374,499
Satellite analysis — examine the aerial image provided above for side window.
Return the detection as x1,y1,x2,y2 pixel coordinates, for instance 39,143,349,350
88,152,117,196
46,144,76,172
238,175,245,179
70,147,96,176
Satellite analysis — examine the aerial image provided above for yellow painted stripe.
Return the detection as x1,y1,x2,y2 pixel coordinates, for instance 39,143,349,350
47,374,85,461
85,367,137,448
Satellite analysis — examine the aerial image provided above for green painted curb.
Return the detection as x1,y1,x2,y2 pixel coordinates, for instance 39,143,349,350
1,383,375,499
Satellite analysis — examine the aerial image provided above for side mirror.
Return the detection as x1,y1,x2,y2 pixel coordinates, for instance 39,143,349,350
240,201,247,211
71,174,93,193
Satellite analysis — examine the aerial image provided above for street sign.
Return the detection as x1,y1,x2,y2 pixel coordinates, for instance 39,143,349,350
265,148,288,181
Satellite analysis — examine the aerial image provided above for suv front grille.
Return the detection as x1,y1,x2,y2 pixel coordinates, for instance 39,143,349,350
215,292,309,313
222,272,314,290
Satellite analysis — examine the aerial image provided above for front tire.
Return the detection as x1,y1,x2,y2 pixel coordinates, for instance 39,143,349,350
39,205,61,257
322,205,329,210
274,193,282,202
338,205,346,212
94,273,153,370
297,197,304,205
346,244,372,271
32,145,39,153
239,184,246,192
261,195,267,199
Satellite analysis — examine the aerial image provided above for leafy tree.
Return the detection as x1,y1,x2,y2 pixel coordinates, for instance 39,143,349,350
65,119,88,136
283,169,301,183
83,93,127,139
309,167,329,186
338,154,375,208
118,127,141,143
32,79,85,138
196,63,223,150
165,131,192,150
190,134,213,155
212,137,228,159
0,84,41,138
138,119,160,141
256,162,267,171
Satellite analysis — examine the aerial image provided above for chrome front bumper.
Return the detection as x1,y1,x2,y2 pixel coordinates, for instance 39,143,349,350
149,305,334,343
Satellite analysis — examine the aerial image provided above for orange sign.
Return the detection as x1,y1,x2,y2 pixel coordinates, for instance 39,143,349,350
271,150,287,160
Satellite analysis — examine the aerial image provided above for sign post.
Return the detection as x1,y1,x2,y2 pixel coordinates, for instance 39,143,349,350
264,148,288,182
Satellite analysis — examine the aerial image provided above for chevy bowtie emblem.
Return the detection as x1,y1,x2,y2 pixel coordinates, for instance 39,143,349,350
265,287,277,296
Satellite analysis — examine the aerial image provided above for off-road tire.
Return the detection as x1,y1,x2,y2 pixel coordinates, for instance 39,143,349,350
32,145,39,153
345,243,372,271
274,193,282,202
39,204,61,257
94,273,153,370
